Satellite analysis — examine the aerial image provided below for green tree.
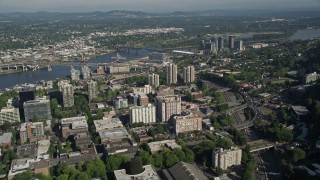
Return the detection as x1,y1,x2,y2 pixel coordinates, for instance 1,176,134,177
126,158,144,175
56,174,69,180
152,153,164,168
105,154,130,172
13,171,33,180
288,148,306,163
164,153,179,167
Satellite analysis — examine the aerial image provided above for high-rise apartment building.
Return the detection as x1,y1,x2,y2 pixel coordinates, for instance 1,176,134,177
235,40,243,51
212,147,242,170
148,74,160,88
61,83,74,108
88,80,98,102
173,112,202,134
228,35,235,49
113,95,128,110
129,104,156,125
81,65,91,80
70,66,80,81
166,63,177,84
156,95,181,122
19,122,44,144
218,37,224,50
23,96,52,121
183,66,195,84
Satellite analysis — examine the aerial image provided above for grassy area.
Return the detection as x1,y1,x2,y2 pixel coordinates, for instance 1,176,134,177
261,108,273,116
270,78,297,85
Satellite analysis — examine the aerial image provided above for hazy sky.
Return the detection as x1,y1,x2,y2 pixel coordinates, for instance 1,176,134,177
1,0,320,13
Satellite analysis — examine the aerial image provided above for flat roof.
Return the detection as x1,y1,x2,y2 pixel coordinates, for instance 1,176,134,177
114,165,160,180
94,118,123,132
0,132,12,144
61,116,86,125
99,127,129,141
291,106,311,116
148,140,181,152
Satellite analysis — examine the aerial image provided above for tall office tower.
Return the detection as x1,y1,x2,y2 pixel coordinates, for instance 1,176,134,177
70,66,80,81
129,104,156,125
235,40,244,51
88,80,98,102
81,65,91,80
166,63,177,84
218,37,224,50
228,35,235,49
19,89,35,121
156,95,181,122
148,73,160,88
23,96,52,121
61,83,74,108
183,66,195,84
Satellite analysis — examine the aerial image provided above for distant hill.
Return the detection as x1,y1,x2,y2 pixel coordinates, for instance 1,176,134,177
0,9,320,21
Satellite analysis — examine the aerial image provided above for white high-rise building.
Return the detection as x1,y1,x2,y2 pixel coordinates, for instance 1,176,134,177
156,95,181,122
166,63,177,84
0,108,20,125
212,147,242,170
88,80,98,102
148,74,160,88
61,83,74,107
183,66,195,84
82,65,91,80
129,104,156,125
70,66,80,81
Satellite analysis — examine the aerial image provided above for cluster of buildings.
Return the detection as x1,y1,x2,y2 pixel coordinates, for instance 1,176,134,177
199,35,244,54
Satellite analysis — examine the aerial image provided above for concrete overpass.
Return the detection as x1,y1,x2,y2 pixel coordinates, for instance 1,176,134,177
226,103,248,115
248,139,275,153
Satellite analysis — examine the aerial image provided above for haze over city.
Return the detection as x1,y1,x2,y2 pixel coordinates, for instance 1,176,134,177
0,0,320,12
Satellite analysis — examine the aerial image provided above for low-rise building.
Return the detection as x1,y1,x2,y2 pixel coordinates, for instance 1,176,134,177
19,122,45,144
94,118,123,132
132,85,153,95
129,104,156,125
17,143,38,159
148,140,181,154
108,66,130,74
74,132,91,148
8,159,50,180
114,164,160,180
202,119,214,131
99,127,130,143
212,147,242,170
173,112,202,134
290,105,310,120
61,116,88,138
0,132,12,148
162,161,208,180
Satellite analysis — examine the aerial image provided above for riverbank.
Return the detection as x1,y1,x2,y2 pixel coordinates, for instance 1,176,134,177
0,69,23,76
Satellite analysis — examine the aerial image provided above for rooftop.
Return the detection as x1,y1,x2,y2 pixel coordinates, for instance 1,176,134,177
0,132,13,144
17,143,37,159
114,165,160,180
99,127,130,141
291,106,311,116
94,118,123,132
61,116,86,125
162,161,208,180
148,140,181,153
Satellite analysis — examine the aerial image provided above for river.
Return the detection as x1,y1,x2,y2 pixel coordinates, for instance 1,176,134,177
0,48,150,90
289,29,320,40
